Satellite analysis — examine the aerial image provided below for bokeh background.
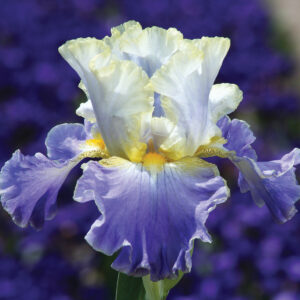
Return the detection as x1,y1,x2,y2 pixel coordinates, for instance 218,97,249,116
0,0,300,299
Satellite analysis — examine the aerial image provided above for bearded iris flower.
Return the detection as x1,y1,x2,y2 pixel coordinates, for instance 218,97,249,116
1,21,300,282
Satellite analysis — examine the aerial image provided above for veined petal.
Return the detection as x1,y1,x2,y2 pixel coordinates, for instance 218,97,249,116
152,44,219,157
219,117,300,223
192,37,230,86
233,152,300,223
104,20,143,59
0,151,78,229
105,21,183,117
119,25,183,77
0,123,106,229
58,38,114,141
58,37,108,89
218,116,257,159
89,59,154,162
60,36,154,162
151,38,232,157
103,21,183,78
74,156,229,281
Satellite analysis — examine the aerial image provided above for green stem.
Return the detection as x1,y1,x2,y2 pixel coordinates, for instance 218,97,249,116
142,273,184,300
142,276,165,300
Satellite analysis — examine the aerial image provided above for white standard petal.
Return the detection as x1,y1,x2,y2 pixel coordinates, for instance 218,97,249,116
89,59,154,162
151,44,210,157
59,38,112,127
103,20,142,58
151,37,232,158
119,25,183,77
192,37,230,86
59,38,154,162
58,38,108,87
103,21,183,77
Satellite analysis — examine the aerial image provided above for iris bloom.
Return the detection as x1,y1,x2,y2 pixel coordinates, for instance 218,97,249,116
1,21,300,281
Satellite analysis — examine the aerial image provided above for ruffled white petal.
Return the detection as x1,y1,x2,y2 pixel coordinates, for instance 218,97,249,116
58,38,107,87
104,20,142,57
59,26,237,163
151,44,211,157
59,37,154,162
58,38,112,127
151,37,234,157
104,21,183,77
120,26,183,77
89,59,154,162
192,37,230,86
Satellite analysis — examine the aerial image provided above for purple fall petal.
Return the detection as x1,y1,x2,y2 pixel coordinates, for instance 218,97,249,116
235,150,300,223
74,157,229,281
217,116,257,159
0,150,79,229
219,116,300,223
0,122,100,229
45,123,89,160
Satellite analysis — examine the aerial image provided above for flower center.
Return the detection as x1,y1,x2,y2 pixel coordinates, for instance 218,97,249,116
142,152,166,172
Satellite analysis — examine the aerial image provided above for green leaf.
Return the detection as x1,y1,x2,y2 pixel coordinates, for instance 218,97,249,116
115,272,146,300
